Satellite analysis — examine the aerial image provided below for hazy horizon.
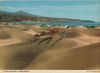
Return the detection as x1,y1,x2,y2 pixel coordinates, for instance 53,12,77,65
0,0,100,21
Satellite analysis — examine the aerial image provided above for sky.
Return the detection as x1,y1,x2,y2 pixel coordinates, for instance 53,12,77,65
0,0,100,21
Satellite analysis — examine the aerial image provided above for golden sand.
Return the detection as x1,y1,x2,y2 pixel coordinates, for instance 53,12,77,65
0,26,100,70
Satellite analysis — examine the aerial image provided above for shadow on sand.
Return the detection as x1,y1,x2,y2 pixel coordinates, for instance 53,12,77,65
51,37,63,47
37,37,53,45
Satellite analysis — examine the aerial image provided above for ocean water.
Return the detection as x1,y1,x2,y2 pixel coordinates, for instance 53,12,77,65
16,21,100,26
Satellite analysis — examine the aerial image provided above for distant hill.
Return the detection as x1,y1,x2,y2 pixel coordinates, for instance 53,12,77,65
0,11,35,22
15,11,39,17
0,10,94,22
15,11,33,16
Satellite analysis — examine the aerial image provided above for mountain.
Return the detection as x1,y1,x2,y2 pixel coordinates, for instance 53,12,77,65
0,10,94,22
15,11,32,16
15,11,39,17
0,11,36,22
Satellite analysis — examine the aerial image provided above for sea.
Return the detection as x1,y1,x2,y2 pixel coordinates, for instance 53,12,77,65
16,21,100,26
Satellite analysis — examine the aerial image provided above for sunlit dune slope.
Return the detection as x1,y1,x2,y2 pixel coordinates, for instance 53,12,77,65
82,29,100,37
62,29,80,38
26,42,100,70
0,28,34,46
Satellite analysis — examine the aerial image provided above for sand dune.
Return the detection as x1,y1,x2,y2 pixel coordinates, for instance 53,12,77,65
59,29,80,38
25,28,100,70
0,26,100,70
0,27,36,69
0,29,11,39
0,28,33,46
0,36,77,69
0,42,35,69
23,29,37,35
82,29,100,37
26,42,100,70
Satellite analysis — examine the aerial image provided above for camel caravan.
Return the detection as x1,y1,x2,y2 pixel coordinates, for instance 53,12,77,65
33,28,59,39
30,27,60,43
